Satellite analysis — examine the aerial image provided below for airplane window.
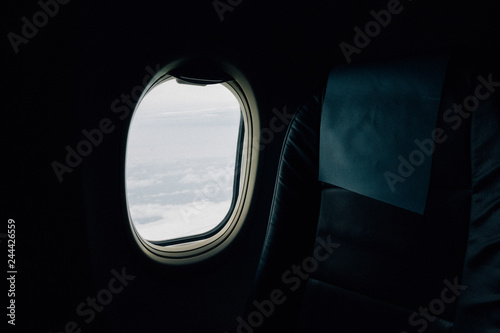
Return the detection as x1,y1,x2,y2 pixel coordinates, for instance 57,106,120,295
125,79,242,245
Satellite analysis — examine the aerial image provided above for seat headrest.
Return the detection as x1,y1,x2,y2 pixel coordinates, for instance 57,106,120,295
319,55,450,214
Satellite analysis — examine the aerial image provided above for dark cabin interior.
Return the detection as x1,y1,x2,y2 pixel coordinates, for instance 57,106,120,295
6,1,500,332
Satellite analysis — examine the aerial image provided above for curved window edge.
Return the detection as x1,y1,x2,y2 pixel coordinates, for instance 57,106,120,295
125,60,260,265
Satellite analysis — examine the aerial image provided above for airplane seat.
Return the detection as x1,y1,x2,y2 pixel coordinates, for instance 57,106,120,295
248,52,500,333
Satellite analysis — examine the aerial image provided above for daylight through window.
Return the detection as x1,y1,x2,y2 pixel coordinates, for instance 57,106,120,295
125,79,242,243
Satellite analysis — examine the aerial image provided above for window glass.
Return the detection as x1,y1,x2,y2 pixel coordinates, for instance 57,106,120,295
126,79,241,242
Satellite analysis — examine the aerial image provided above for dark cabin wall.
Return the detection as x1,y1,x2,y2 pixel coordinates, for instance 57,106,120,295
6,0,499,332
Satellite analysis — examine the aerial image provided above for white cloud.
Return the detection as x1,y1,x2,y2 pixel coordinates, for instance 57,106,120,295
179,166,234,185
129,200,232,241
143,189,193,199
126,176,162,190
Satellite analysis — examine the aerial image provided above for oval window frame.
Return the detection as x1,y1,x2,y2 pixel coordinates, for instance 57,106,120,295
124,58,259,265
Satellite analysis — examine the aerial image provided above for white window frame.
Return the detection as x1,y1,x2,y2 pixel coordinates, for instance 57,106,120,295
125,60,259,265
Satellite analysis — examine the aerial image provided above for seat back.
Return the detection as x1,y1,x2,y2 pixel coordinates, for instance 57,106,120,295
248,52,500,333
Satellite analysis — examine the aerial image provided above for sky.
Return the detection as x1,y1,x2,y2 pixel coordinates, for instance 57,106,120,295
125,79,241,241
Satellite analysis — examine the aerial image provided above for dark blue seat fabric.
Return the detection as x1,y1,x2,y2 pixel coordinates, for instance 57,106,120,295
320,55,449,214
247,52,500,333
